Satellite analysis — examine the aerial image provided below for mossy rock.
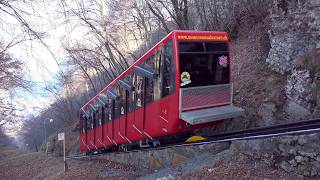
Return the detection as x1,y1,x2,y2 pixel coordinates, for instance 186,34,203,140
294,48,320,110
294,48,320,78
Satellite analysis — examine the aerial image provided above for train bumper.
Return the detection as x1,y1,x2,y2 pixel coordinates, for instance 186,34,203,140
180,105,243,125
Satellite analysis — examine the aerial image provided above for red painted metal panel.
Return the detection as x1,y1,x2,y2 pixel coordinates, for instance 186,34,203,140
101,123,109,147
80,133,88,152
87,130,95,150
113,119,119,144
159,94,179,134
144,102,160,137
106,122,114,146
94,126,103,149
115,117,126,144
119,115,125,137
126,110,137,141
119,114,130,143
133,107,145,139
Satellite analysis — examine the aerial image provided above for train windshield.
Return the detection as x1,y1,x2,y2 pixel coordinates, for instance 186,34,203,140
179,42,229,88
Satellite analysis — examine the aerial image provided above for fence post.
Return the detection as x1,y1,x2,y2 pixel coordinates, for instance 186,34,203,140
58,132,68,172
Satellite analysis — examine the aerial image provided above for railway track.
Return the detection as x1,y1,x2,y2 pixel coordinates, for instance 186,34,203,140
67,118,320,160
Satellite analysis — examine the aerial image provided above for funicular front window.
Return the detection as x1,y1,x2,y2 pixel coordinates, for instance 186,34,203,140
179,41,229,88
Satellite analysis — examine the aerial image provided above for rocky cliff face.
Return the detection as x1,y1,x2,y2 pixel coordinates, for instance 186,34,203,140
266,0,320,120
231,1,320,178
231,133,320,178
266,0,320,74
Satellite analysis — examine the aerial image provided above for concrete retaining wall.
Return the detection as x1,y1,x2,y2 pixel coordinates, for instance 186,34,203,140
100,142,230,169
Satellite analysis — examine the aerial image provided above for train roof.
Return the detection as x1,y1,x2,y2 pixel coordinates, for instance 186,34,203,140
81,30,229,110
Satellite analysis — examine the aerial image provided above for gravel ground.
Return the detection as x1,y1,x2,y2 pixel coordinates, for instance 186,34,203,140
0,146,140,180
138,150,301,180
177,154,301,180
0,145,303,180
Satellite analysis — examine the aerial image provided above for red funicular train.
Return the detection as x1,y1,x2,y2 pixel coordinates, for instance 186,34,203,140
79,30,243,152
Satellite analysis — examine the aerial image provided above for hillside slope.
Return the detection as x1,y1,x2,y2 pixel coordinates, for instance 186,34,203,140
0,145,138,179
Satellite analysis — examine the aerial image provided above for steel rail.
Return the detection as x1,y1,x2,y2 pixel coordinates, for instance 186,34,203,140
66,118,320,159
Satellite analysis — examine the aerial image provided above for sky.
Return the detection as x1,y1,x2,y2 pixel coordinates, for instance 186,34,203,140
2,1,67,135
10,5,61,111
2,0,126,136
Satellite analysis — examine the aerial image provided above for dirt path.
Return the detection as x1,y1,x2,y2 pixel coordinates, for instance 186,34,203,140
0,146,140,180
0,146,302,180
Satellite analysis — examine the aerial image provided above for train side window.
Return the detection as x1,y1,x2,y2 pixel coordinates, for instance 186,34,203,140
126,73,135,113
96,111,100,127
80,113,83,131
128,90,134,112
103,104,109,123
145,77,154,104
153,48,162,100
115,101,120,118
109,99,115,121
125,90,130,113
100,106,104,124
162,40,175,97
89,112,94,129
142,57,155,104
132,73,136,110
133,74,145,109
113,86,120,119
80,114,82,131
143,55,155,70
137,50,165,105
84,117,88,132
119,86,127,115
86,114,91,130
81,114,86,132
92,112,97,128
94,110,98,128
98,107,103,126
81,116,84,132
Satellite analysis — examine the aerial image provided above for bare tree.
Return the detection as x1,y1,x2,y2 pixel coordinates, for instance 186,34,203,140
0,47,27,127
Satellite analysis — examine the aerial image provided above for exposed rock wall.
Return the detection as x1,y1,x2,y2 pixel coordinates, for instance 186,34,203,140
101,143,229,169
266,0,320,74
285,69,314,110
265,0,320,119
230,1,320,178
231,133,320,178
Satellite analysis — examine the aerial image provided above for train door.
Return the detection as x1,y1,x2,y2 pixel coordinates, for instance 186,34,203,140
118,87,125,141
133,74,146,136
159,40,176,132
100,106,105,145
126,89,135,140
80,114,88,152
106,99,115,146
87,112,94,149
119,88,129,141
102,104,109,146
111,99,116,144
92,112,96,148
114,93,121,143
94,107,103,148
